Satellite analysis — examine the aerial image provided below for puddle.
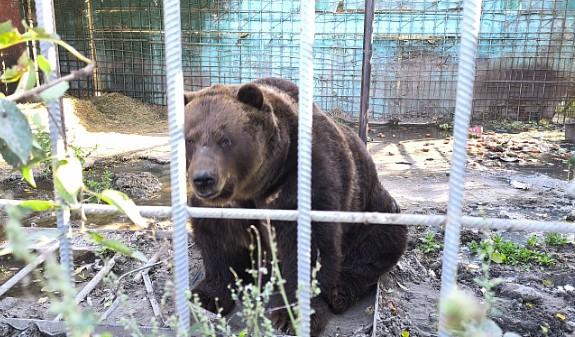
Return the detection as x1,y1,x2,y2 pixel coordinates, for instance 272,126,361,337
0,250,98,298
0,159,175,241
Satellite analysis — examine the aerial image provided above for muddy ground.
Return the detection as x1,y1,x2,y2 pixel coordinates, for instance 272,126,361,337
1,97,575,336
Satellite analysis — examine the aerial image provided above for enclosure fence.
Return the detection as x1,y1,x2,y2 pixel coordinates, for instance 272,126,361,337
46,0,575,124
1,1,575,337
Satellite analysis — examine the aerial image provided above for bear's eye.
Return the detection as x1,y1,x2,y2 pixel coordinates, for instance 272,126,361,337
186,139,194,146
221,138,232,147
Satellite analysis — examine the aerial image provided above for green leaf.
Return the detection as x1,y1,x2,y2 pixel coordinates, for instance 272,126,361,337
17,51,32,67
0,20,20,48
97,189,148,228
38,81,69,102
0,65,21,83
86,231,148,262
17,68,37,91
0,20,14,34
98,238,133,256
19,200,56,211
21,166,36,187
37,55,52,79
86,230,104,242
491,252,504,264
0,99,33,164
0,140,22,166
53,156,84,208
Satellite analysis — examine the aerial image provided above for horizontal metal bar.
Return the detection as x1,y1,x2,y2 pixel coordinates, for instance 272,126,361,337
1,199,574,233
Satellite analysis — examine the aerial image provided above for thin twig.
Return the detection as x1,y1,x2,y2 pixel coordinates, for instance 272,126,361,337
133,244,169,282
53,253,119,321
114,260,167,288
142,271,165,325
6,62,95,103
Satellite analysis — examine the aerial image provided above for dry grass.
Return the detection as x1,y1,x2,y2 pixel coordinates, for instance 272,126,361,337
18,93,168,135
82,93,168,134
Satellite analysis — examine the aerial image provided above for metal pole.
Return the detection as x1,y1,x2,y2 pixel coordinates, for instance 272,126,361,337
162,0,191,335
438,0,482,336
35,0,74,307
297,0,316,335
359,0,375,144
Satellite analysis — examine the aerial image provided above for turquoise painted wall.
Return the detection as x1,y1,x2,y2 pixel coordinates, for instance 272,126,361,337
55,0,575,122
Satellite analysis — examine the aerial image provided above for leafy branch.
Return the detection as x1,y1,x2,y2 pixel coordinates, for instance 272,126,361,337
5,62,95,102
0,20,92,65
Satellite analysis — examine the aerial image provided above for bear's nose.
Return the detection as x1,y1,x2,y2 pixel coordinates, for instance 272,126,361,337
192,171,217,194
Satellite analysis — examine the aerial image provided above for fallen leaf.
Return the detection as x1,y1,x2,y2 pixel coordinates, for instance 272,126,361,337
556,313,566,320
466,263,480,270
396,281,409,291
542,279,553,287
387,300,398,315
364,305,375,314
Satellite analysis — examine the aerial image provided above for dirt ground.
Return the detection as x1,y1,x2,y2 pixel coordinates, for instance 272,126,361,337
1,97,575,336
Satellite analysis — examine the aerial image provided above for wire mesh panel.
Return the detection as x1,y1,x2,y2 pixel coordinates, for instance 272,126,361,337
50,0,575,122
474,0,575,122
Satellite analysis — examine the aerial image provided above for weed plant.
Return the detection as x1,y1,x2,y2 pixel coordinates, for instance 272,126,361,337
469,234,554,266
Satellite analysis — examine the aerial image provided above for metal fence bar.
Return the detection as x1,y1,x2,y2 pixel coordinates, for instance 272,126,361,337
438,0,483,336
297,0,315,335
34,0,74,320
359,0,375,143
3,199,574,233
162,0,190,335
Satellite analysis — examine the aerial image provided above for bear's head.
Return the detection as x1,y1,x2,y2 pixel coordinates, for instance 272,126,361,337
183,83,289,205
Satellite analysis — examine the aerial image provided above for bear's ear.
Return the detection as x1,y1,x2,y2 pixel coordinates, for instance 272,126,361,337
183,92,196,106
237,83,264,110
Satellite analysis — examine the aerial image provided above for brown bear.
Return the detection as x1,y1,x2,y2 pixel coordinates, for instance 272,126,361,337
183,78,408,335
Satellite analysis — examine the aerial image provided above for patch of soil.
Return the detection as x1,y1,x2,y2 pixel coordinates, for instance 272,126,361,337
375,227,575,337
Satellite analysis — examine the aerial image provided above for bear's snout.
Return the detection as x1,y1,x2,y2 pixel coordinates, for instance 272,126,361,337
192,170,218,198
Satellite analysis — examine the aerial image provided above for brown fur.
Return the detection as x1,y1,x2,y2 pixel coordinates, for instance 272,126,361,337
184,78,408,335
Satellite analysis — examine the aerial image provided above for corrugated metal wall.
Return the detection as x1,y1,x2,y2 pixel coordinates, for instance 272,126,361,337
51,0,575,123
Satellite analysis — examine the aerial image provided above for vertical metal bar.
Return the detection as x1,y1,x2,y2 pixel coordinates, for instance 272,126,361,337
438,0,482,336
85,0,100,95
359,0,375,144
35,0,74,306
298,0,315,336
162,0,190,335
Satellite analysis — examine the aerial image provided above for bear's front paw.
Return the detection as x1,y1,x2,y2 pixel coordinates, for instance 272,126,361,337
271,303,328,336
327,284,356,314
271,308,295,335
192,281,235,315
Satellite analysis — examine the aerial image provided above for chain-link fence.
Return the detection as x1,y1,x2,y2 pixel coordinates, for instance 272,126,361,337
46,0,575,123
